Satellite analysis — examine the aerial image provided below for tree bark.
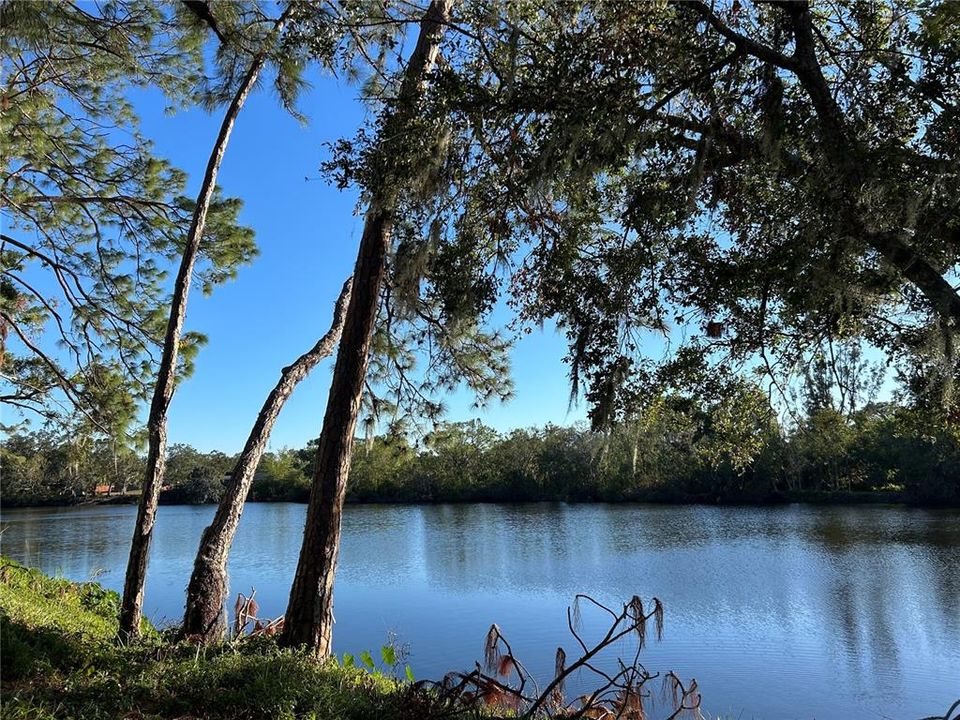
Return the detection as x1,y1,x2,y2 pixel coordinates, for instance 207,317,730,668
278,214,390,654
279,0,453,654
117,17,286,642
181,278,352,642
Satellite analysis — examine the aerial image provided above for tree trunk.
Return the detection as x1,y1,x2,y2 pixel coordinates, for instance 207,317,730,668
117,19,285,642
181,277,352,642
279,0,453,654
278,215,390,654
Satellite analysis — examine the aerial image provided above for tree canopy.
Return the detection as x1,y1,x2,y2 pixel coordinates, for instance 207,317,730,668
325,0,959,430
1,1,257,438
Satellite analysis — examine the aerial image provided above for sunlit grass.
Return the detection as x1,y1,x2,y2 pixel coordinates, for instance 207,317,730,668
0,557,454,720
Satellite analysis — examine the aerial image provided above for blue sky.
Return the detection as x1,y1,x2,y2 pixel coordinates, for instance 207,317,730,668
5,61,898,451
130,68,586,453
4,56,900,451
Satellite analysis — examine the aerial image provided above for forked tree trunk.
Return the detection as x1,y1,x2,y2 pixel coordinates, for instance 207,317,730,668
117,17,286,642
279,0,453,654
181,278,352,642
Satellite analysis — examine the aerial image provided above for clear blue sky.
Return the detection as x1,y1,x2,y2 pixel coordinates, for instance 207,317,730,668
131,69,586,453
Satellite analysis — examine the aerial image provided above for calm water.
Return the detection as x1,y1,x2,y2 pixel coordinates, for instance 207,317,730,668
0,503,957,719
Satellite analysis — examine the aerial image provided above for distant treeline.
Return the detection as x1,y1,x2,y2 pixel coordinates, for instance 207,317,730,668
3,400,958,508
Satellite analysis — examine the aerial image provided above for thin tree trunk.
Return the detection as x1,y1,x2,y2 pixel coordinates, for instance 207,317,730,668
112,443,119,496
181,277,352,642
117,18,286,642
279,0,453,654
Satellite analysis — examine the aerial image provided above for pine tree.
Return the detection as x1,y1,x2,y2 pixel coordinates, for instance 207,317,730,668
118,1,304,642
1,2,254,439
280,0,455,653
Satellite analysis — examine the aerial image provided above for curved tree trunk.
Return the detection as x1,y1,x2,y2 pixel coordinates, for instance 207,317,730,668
117,16,287,642
279,0,453,654
181,277,352,642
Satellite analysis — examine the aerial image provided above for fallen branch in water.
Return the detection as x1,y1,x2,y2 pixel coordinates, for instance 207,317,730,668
918,699,960,720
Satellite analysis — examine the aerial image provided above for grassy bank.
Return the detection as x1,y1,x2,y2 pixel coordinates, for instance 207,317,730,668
0,557,445,719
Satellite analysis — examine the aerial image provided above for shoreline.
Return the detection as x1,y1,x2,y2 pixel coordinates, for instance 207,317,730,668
4,489,957,510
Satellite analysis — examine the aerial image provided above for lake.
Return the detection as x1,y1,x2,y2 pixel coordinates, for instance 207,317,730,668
1,502,957,719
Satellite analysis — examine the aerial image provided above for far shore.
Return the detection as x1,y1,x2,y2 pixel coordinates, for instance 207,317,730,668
5,488,954,511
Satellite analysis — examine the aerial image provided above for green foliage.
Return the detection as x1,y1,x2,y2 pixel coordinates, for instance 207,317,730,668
0,429,143,505
380,645,396,667
0,558,460,720
343,401,957,505
4,1,957,521
250,448,312,502
5,396,959,506
326,0,960,430
359,650,375,670
160,444,234,504
1,1,256,433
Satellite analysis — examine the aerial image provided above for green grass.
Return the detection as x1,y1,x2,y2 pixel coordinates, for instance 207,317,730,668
0,557,456,719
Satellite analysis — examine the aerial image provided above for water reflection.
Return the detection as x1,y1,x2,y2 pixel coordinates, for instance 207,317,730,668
1,502,957,719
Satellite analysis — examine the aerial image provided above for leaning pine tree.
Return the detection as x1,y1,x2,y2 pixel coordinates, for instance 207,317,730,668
182,277,352,642
118,6,292,641
279,0,454,653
